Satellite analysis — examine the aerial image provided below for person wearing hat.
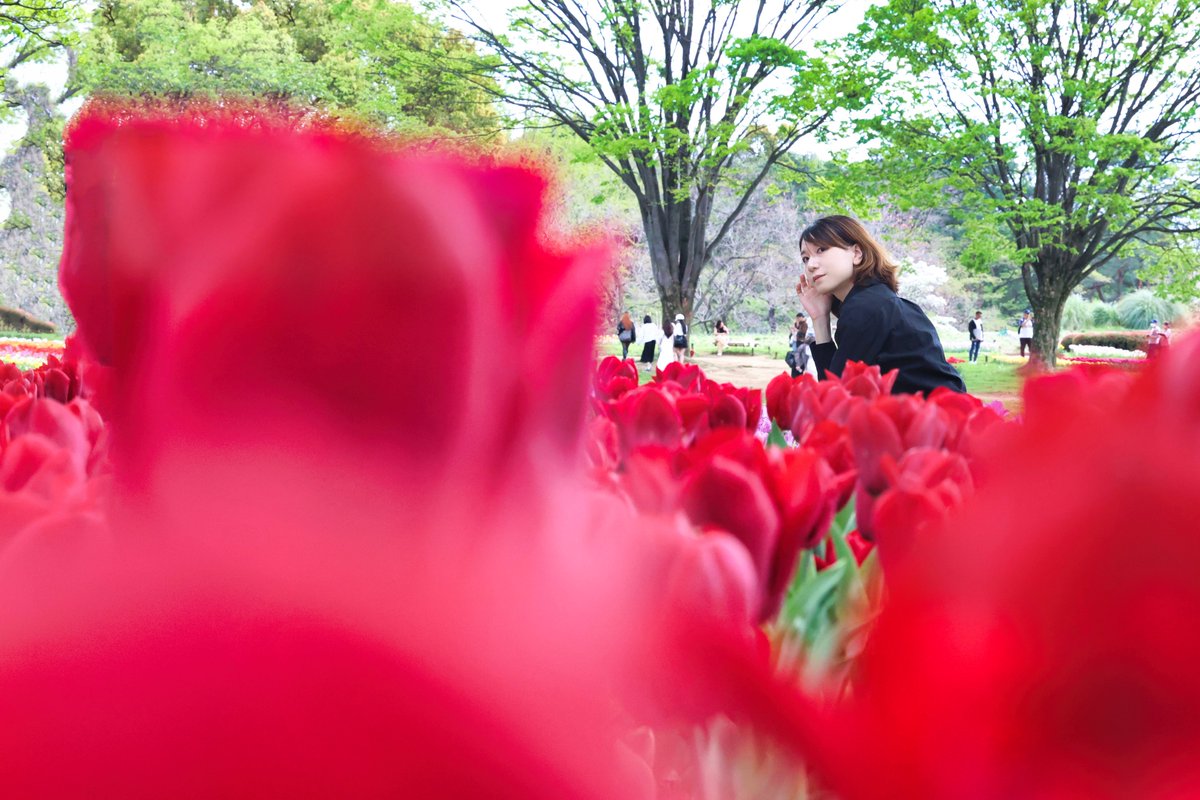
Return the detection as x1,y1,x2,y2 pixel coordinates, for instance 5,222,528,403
1147,319,1166,358
1018,309,1034,358
671,313,689,362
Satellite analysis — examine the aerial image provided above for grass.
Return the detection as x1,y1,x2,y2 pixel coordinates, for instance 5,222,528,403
0,329,63,341
944,354,1023,396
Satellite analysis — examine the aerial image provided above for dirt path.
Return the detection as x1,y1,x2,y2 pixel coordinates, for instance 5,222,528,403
685,353,789,390
682,353,1023,411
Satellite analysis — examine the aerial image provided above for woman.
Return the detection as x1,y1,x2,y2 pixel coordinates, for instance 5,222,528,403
617,311,636,359
637,314,660,372
787,315,813,379
657,320,675,371
795,215,964,396
671,313,688,363
714,319,730,356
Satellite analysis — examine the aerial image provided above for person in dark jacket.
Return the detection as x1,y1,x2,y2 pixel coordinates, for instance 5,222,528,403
794,215,965,396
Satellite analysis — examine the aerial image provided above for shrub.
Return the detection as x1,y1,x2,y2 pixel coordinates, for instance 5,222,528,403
1091,303,1121,328
1060,331,1147,353
1061,295,1092,331
1116,289,1182,329
0,305,56,333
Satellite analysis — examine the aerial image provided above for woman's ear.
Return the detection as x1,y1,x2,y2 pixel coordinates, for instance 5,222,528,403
852,245,863,265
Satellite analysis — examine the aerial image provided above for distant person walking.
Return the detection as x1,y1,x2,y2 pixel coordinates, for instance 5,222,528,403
637,314,660,372
968,311,984,362
714,319,730,356
787,314,813,378
617,311,636,360
657,320,676,371
671,313,688,363
1147,319,1167,358
1018,310,1034,358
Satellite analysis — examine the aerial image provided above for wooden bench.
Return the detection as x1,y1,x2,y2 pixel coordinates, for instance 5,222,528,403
715,336,759,355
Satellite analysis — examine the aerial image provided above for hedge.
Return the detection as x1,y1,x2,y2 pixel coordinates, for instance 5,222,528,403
1060,331,1147,353
0,306,56,334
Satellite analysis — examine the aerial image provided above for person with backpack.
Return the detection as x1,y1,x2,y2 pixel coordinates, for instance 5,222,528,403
671,313,689,363
786,314,814,378
616,311,636,359
968,311,984,363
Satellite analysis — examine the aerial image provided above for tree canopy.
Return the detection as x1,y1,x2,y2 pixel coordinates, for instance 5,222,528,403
78,0,498,134
449,0,872,322
849,0,1200,363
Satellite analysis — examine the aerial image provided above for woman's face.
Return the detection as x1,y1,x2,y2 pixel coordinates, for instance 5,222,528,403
800,238,859,300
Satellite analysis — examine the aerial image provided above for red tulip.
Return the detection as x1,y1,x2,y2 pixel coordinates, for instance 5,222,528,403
752,334,1200,799
10,101,747,794
594,355,640,401
680,455,781,594
60,102,610,503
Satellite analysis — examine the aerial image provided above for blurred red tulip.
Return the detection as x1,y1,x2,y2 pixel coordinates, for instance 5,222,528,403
755,334,1200,800
594,355,640,401
0,101,748,795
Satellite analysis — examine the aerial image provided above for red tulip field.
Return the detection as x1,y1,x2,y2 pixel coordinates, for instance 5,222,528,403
1,103,1197,798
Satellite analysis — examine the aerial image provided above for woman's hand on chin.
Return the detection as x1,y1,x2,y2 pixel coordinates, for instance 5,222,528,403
796,274,831,320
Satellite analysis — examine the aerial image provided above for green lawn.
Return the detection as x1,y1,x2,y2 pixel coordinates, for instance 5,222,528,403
951,360,1022,395
0,329,63,340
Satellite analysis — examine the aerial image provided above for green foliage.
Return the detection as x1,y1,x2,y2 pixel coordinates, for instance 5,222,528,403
1060,295,1091,332
2,210,32,231
1115,289,1184,330
78,0,499,134
1060,295,1122,331
1133,238,1200,303
454,0,876,320
1060,331,1147,353
774,497,881,690
1092,303,1121,329
17,116,67,202
853,0,1200,364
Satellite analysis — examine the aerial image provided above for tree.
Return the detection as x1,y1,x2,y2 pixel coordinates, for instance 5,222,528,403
692,174,803,332
78,0,498,135
855,0,1200,365
447,0,869,324
0,0,80,328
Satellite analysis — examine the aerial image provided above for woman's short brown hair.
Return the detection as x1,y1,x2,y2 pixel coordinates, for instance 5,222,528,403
799,215,899,293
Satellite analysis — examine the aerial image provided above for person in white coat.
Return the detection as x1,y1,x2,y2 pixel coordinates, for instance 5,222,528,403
656,319,676,371
637,314,661,372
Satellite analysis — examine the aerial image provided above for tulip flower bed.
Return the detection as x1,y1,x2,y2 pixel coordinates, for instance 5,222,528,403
1058,355,1146,368
2,102,1198,798
0,336,65,369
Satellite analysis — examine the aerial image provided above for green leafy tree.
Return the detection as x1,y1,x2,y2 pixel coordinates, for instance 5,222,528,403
79,0,498,135
854,0,1200,365
448,0,871,323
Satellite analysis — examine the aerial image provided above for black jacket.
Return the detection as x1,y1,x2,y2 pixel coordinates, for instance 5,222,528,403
811,279,966,396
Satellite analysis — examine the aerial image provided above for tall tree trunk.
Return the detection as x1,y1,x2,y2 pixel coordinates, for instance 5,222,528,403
1026,262,1073,368
643,198,705,328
